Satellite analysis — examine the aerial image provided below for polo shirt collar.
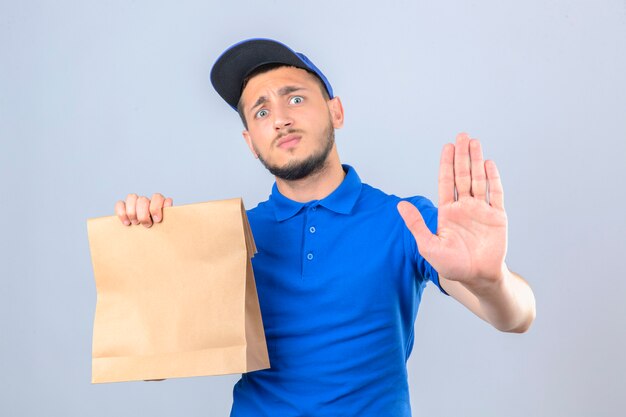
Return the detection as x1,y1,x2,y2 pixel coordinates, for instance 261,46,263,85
269,164,362,222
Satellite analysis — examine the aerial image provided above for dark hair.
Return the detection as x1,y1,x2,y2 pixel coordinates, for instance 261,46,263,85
236,63,331,129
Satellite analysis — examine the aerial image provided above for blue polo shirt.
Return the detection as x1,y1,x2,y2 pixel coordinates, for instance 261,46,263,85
231,165,446,417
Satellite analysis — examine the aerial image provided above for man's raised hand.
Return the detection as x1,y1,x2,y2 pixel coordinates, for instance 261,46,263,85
397,132,508,289
115,193,173,228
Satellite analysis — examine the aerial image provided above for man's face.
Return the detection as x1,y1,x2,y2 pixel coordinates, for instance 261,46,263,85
240,66,343,181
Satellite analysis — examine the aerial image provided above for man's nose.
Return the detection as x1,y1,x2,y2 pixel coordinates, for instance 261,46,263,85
273,107,293,130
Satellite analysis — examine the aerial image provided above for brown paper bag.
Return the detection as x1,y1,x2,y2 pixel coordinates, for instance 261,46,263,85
86,198,269,383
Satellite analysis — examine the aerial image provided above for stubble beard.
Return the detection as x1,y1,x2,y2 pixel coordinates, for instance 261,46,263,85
256,121,335,181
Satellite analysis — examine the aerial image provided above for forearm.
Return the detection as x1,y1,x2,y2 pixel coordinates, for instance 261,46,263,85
463,267,536,333
440,265,536,333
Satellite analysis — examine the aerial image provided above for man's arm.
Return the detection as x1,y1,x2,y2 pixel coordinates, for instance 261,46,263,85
440,268,536,333
398,133,536,333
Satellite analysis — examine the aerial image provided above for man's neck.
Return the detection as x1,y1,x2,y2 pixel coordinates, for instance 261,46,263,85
274,153,345,203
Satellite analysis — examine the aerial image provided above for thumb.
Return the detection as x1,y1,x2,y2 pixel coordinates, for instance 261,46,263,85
397,201,434,251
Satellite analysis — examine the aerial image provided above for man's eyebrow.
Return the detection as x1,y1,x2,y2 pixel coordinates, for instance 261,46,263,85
248,86,307,114
278,85,305,96
249,95,268,113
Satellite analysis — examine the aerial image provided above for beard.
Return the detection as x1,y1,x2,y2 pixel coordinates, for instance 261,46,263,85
256,121,335,181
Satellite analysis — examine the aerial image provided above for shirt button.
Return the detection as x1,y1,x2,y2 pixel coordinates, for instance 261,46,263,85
309,226,316,234
306,253,314,261
312,206,317,211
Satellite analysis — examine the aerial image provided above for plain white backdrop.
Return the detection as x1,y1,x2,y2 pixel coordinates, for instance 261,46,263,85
1,1,625,416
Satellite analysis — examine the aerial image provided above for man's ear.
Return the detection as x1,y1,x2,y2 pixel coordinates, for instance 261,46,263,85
242,130,259,159
328,96,344,129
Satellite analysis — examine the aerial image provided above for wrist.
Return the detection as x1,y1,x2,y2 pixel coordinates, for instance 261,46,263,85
463,263,510,297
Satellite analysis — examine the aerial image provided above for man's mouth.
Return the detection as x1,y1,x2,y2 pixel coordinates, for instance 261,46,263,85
276,134,301,149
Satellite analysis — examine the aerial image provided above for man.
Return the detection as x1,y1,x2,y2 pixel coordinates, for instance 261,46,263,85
115,38,536,416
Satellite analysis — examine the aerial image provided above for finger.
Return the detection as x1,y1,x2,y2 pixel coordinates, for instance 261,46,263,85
136,196,153,228
150,193,165,223
438,143,455,206
485,160,505,210
164,198,173,208
454,132,472,198
469,139,487,201
115,200,131,226
125,193,139,225
397,201,435,253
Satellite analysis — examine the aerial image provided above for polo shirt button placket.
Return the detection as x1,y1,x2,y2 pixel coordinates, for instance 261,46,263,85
303,205,318,277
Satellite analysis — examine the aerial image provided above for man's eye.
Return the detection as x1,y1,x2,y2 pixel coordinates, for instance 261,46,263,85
256,109,268,118
289,96,303,104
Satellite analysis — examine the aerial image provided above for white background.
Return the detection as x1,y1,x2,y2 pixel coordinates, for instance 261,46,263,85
1,1,625,416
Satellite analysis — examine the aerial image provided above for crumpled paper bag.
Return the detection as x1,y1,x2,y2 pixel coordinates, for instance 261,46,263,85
86,198,269,383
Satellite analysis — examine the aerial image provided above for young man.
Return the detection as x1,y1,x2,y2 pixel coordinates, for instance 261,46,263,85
115,38,536,416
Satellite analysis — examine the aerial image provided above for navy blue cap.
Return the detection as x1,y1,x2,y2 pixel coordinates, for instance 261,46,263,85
210,38,334,110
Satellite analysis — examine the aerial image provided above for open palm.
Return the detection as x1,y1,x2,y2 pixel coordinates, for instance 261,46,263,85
398,133,508,285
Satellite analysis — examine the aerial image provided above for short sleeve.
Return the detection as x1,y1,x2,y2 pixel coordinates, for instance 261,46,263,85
401,196,449,296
